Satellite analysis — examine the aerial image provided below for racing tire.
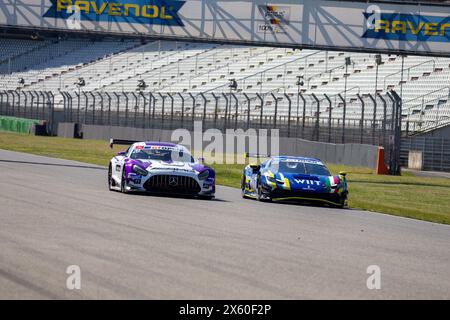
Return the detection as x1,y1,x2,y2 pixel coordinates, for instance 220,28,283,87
333,201,345,209
108,164,114,191
120,168,129,194
335,193,348,209
256,177,271,202
241,174,247,199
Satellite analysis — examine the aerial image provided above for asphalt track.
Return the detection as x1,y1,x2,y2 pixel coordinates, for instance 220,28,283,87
0,149,449,299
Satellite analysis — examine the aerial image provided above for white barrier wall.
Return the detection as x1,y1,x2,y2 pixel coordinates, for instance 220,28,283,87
1,0,450,56
57,123,381,169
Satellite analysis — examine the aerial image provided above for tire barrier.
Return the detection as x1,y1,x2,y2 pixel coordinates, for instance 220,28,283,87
0,115,44,134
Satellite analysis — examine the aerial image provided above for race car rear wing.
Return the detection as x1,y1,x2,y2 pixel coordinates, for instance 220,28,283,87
244,152,271,159
109,139,140,149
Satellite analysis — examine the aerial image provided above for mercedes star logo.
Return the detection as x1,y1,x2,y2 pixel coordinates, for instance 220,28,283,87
168,176,178,186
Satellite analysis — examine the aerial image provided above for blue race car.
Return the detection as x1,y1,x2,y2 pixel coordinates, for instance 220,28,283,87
241,155,348,208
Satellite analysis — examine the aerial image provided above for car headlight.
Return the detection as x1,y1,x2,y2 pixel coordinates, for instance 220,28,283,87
198,170,210,180
132,165,148,176
266,175,284,184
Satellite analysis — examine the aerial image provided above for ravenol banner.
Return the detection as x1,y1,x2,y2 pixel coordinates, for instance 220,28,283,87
363,12,450,43
1,0,450,56
43,0,185,26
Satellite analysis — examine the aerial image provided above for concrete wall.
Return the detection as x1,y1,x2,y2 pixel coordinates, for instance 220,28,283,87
58,123,380,168
278,137,379,168
57,122,76,138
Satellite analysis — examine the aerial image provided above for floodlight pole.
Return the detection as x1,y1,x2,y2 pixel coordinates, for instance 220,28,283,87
374,54,382,99
400,55,405,101
343,57,351,106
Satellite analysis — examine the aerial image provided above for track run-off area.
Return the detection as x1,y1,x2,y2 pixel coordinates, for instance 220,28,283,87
0,150,449,299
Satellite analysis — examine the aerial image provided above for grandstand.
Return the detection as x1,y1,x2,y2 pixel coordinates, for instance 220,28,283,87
1,36,449,134
0,33,449,171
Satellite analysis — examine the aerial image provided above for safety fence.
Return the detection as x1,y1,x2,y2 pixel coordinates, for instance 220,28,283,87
0,90,401,140
0,91,55,134
401,136,450,172
0,89,404,172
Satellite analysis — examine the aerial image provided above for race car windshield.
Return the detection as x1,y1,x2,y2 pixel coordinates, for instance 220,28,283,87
278,161,330,176
130,149,194,162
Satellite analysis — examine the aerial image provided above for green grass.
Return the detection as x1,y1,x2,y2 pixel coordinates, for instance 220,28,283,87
1,131,450,224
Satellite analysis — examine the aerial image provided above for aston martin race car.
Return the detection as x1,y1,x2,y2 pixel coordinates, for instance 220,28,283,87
241,155,348,208
108,139,215,199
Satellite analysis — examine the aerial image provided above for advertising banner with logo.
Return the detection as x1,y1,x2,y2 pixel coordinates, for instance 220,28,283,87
0,0,449,56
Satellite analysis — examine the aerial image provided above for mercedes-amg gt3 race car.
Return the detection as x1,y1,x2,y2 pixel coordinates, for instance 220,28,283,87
108,139,215,199
241,155,348,208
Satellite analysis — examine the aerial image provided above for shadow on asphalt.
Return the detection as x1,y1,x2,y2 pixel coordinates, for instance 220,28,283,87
245,197,348,210
275,201,348,210
121,191,229,202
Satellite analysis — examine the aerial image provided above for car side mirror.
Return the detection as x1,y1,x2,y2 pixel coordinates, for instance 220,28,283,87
339,171,347,177
117,151,126,156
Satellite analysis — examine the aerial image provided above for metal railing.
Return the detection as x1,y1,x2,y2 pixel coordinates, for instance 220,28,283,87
0,89,400,143
401,136,450,172
402,86,450,134
0,89,407,173
383,59,436,90
0,90,55,134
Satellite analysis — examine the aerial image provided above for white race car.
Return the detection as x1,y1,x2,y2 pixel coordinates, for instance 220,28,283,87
108,139,215,199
